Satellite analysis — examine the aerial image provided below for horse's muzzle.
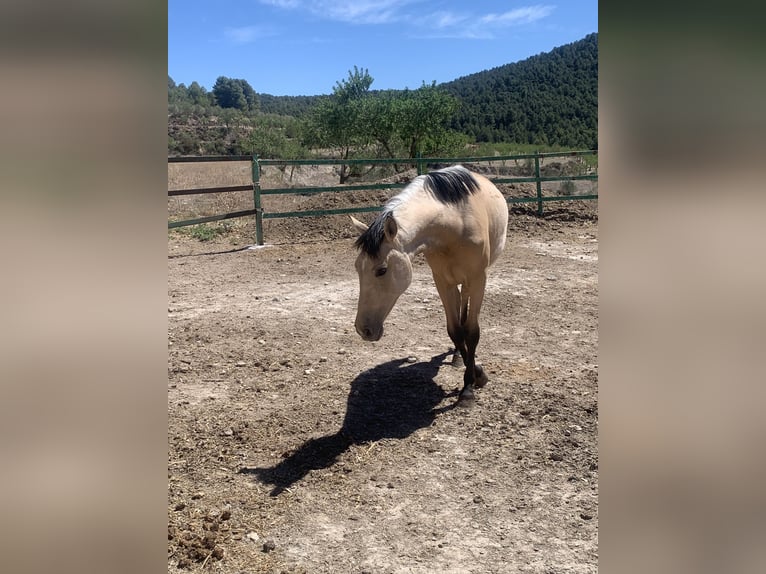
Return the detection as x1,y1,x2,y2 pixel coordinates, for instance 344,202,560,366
355,323,383,341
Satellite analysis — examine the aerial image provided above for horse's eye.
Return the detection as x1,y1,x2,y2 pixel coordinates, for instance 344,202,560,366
375,266,388,277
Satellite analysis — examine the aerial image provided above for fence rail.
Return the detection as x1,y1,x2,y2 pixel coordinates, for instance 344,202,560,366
168,151,597,245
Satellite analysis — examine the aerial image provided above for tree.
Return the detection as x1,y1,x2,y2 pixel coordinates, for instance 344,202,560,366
168,75,191,109
358,91,401,162
393,82,461,158
358,86,464,164
332,65,373,102
187,81,210,107
212,76,259,112
212,77,245,110
305,70,464,173
238,79,259,112
308,67,375,182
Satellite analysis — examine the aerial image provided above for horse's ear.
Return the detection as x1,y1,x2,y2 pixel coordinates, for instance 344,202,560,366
350,215,368,234
383,213,398,242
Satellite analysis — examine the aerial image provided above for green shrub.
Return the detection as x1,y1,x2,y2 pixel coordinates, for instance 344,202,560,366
188,223,229,242
560,179,576,196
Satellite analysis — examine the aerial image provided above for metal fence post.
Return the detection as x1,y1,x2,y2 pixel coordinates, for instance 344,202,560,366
534,154,543,216
251,155,264,245
416,152,424,175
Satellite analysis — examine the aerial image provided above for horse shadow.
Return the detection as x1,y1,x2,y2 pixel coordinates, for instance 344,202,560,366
240,352,457,496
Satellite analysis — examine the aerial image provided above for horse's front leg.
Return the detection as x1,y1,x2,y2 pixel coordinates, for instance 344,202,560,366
433,277,469,371
457,322,482,404
456,279,488,406
448,321,487,406
434,275,488,406
450,286,468,368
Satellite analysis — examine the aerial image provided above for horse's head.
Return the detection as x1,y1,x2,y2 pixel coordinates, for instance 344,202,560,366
351,214,413,341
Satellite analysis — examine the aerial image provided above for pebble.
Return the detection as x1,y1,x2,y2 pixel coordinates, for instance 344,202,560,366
407,356,418,363
262,539,276,553
246,531,260,542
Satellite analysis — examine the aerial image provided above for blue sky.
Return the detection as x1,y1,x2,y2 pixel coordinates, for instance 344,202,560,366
168,1,597,96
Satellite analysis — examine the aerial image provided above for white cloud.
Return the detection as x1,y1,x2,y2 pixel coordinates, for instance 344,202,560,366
258,0,416,25
416,4,555,39
258,0,301,8
251,2,555,37
480,5,555,27
431,11,470,29
319,0,422,24
224,25,277,44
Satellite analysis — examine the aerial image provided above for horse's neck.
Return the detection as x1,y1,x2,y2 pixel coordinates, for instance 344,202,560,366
391,195,443,256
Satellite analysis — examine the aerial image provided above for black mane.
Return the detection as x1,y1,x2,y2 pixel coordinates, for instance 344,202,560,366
354,213,389,258
354,166,479,257
422,165,480,203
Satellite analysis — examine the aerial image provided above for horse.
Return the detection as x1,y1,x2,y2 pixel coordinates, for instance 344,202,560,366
351,165,509,406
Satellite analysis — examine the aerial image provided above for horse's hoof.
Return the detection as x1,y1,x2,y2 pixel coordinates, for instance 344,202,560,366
456,389,475,408
451,353,464,368
474,365,488,389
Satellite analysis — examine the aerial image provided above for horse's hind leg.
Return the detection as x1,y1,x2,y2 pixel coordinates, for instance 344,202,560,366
474,364,488,388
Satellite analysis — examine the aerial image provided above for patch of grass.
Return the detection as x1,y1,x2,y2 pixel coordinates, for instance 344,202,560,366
173,222,232,242
582,153,599,170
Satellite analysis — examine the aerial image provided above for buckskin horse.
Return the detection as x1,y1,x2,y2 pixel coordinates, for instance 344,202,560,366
351,165,508,406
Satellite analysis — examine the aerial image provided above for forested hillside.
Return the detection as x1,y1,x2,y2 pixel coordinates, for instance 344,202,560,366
258,94,325,118
442,33,597,148
168,33,597,156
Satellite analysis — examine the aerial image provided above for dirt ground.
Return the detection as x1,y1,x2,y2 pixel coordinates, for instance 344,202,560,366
168,199,598,573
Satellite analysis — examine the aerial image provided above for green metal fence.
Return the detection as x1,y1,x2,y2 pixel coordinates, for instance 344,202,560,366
168,151,597,245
